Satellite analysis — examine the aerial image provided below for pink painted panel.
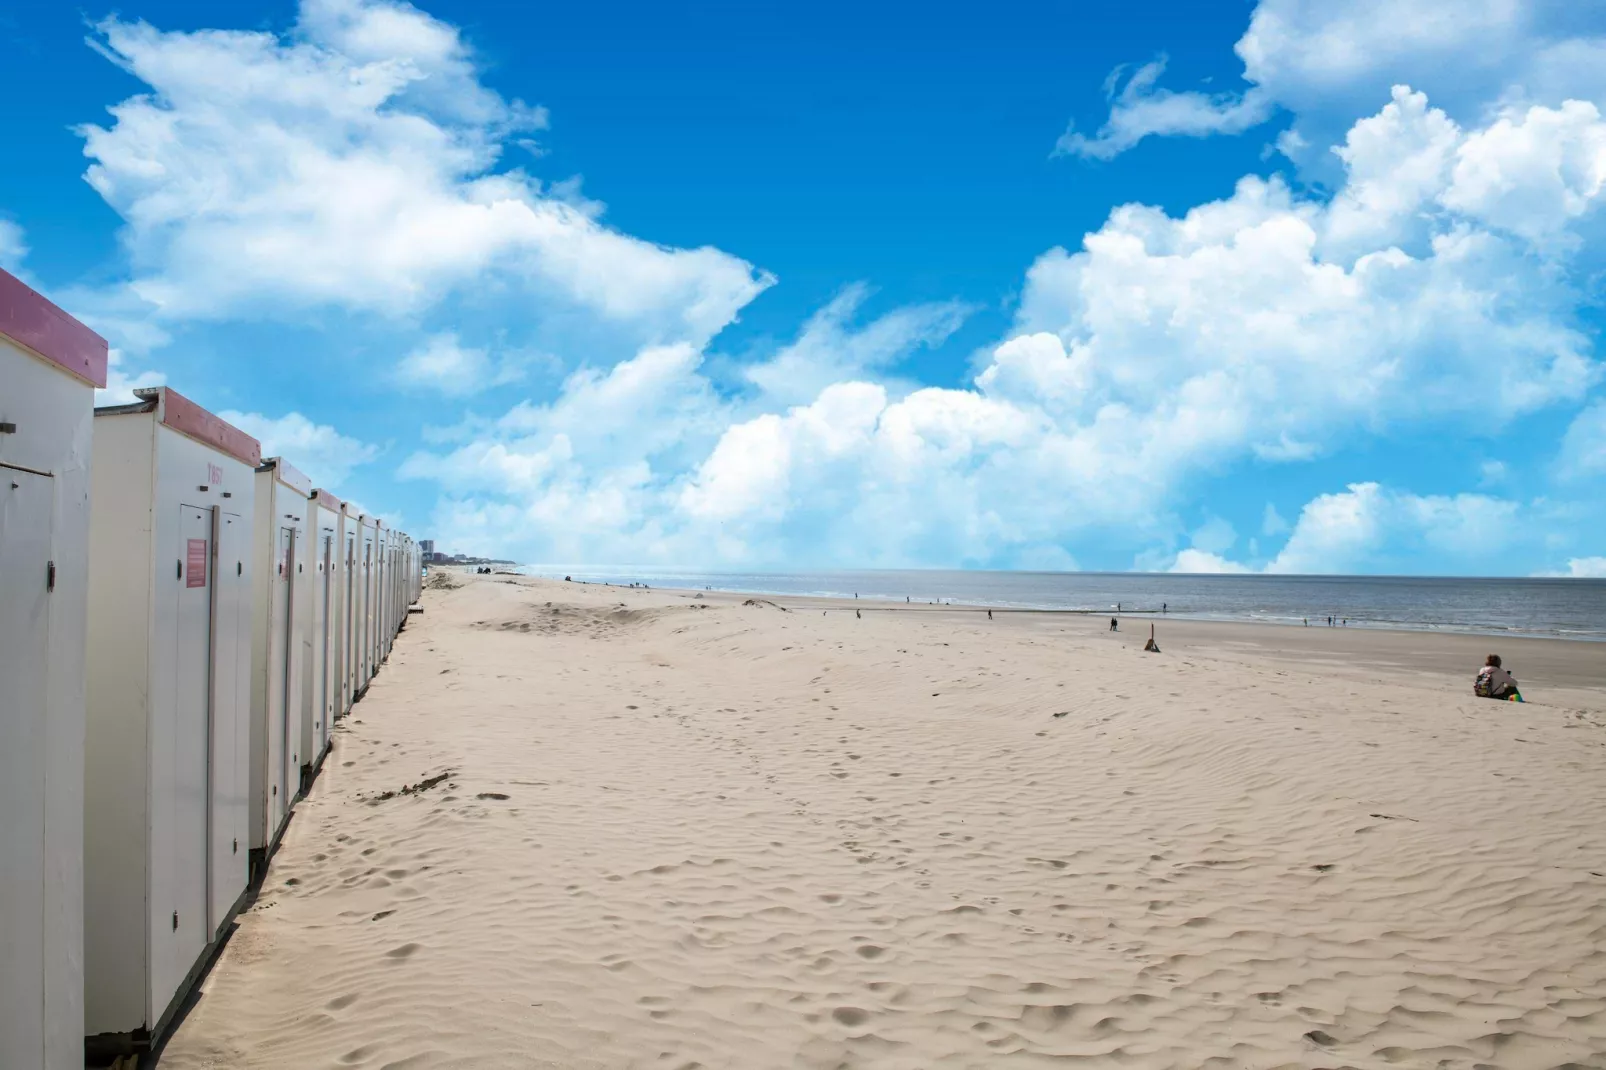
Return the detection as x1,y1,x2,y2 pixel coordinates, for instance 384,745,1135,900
0,267,108,387
144,386,262,468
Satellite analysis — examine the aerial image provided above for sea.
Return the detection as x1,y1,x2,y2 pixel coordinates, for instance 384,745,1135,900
514,567,1606,642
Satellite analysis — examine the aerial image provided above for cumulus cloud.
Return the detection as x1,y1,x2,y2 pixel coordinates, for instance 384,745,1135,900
1554,555,1606,578
77,0,771,343
1170,549,1252,574
218,409,380,488
1062,0,1606,161
1165,482,1532,575
406,84,1602,568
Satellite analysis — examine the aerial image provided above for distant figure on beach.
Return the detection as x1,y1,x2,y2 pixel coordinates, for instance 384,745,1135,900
1162,603,1167,614
1109,617,1118,632
987,609,993,620
856,608,861,619
1303,618,1308,626
1474,655,1521,700
1116,602,1121,613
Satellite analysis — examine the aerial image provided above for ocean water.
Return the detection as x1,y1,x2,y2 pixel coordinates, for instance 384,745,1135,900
517,567,1606,641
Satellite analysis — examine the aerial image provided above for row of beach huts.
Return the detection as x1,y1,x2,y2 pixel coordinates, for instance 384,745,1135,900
1,267,423,1067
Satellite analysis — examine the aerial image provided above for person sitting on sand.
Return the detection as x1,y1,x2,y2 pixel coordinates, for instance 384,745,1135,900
1474,655,1520,700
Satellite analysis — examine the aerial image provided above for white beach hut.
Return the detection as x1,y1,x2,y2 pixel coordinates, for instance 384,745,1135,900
379,523,396,658
83,386,259,1054
337,502,359,715
302,488,344,780
356,513,379,695
250,457,310,870
0,267,106,1070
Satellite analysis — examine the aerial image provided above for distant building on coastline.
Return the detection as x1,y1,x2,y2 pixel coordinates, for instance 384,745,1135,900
417,539,511,567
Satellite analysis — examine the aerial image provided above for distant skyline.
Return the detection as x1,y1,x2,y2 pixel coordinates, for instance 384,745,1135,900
2,0,1603,576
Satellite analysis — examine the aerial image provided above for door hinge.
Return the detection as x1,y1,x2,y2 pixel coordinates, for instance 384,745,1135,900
172,911,178,931
46,561,56,592
233,838,238,854
238,561,243,576
177,559,183,580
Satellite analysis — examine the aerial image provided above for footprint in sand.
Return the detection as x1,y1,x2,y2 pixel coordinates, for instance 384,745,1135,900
832,1007,870,1027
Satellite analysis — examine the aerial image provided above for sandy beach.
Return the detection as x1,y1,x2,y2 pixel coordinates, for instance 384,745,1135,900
160,572,1606,1070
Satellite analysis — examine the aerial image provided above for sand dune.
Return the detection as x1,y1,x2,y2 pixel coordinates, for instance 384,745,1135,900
160,575,1606,1069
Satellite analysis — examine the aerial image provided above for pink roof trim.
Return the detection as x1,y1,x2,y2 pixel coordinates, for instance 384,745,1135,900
0,267,109,387
139,386,261,467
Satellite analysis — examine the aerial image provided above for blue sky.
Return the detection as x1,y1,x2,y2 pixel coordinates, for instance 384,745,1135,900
2,0,1604,576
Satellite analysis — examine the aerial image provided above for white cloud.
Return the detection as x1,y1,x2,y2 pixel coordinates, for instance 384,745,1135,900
77,0,771,344
1262,503,1290,536
1556,555,1606,578
394,332,523,396
975,332,1091,411
1164,482,1536,575
1063,0,1606,161
1265,482,1520,574
1442,99,1606,247
95,349,167,405
1170,548,1252,574
1556,399,1606,480
218,409,380,488
0,220,28,270
742,284,969,406
405,87,1602,568
1055,57,1274,160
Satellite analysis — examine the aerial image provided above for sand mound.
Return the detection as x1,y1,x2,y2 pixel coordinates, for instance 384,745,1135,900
470,601,669,640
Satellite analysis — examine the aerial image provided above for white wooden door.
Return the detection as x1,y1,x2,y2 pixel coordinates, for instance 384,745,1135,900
0,465,53,1070
158,505,211,1018
208,510,248,933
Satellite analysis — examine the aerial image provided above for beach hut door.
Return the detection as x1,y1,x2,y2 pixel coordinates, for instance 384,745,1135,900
164,505,212,1011
0,466,53,1067
319,531,333,745
278,526,296,824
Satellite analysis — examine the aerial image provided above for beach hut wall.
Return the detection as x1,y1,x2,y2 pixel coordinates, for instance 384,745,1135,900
249,457,311,870
0,267,106,1070
302,490,344,785
83,386,258,1052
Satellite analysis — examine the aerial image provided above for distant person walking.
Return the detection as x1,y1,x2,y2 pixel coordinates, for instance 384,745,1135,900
987,609,993,620
1109,617,1119,632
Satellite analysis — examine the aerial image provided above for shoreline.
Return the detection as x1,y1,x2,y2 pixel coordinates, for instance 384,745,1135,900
525,571,1606,645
